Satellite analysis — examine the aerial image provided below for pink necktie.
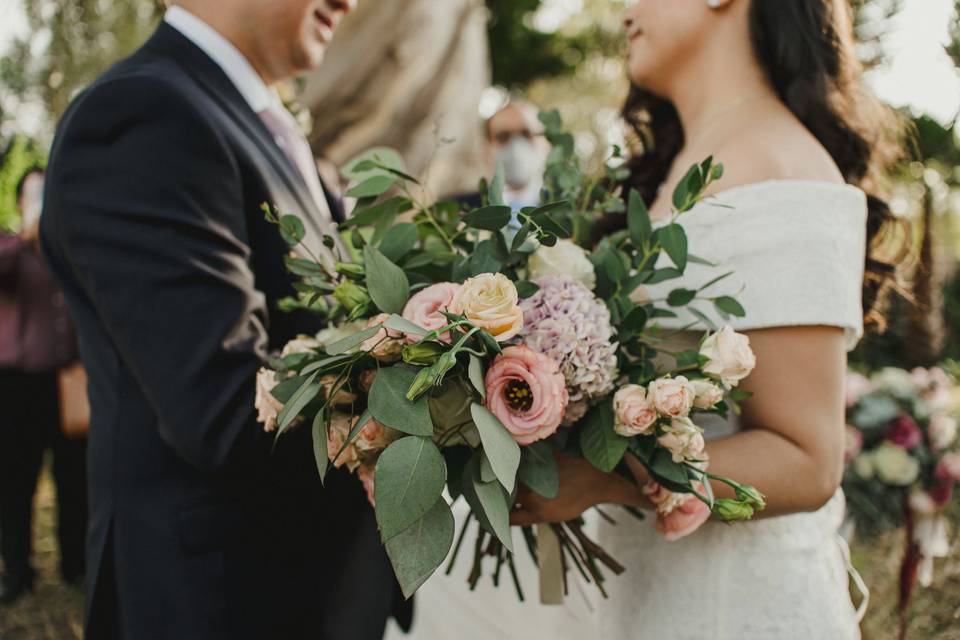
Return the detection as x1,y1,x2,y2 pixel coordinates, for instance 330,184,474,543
259,105,346,264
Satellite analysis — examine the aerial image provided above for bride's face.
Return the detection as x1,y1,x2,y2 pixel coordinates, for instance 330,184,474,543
623,0,717,94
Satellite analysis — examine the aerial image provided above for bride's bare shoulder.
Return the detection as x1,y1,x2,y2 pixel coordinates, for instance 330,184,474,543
706,111,844,196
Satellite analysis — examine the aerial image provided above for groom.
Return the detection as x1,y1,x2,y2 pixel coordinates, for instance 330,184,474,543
41,1,402,638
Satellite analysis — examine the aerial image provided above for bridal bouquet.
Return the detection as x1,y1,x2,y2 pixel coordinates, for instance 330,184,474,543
843,365,960,622
257,112,765,600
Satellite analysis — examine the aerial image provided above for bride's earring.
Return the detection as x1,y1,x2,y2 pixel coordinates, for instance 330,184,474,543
707,0,727,8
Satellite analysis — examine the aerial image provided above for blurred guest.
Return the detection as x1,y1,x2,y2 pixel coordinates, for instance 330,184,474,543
0,167,87,604
485,100,548,210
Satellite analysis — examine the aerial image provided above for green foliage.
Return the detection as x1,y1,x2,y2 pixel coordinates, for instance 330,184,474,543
0,136,46,232
383,497,455,599
374,436,447,540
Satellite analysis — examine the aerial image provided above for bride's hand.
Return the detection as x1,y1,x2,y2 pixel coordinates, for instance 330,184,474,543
509,453,649,525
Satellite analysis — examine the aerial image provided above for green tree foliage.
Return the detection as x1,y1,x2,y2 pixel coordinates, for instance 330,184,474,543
0,136,47,232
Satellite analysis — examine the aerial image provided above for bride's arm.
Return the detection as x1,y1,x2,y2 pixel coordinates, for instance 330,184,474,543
511,324,847,525
694,324,847,516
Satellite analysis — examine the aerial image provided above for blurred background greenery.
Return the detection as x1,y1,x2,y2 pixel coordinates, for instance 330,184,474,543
0,1,958,638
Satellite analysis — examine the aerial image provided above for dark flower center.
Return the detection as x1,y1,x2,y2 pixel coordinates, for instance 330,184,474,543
505,379,533,413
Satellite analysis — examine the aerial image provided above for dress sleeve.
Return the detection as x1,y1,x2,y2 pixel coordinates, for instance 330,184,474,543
645,182,868,350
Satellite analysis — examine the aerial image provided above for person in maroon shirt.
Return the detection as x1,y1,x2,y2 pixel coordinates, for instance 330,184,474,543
0,166,87,604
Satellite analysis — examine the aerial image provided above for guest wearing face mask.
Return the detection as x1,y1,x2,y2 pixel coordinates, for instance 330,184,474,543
485,100,548,211
0,166,87,605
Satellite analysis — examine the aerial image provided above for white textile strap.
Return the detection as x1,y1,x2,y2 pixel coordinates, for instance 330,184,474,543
835,532,870,623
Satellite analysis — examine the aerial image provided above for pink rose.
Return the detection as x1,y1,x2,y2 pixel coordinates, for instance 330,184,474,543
886,415,922,449
657,416,706,463
844,425,864,463
644,481,711,542
402,282,461,343
327,413,361,471
690,379,724,411
613,384,658,437
700,326,756,387
361,313,404,362
320,374,358,407
358,369,377,393
357,463,376,508
484,345,568,445
648,376,695,418
845,372,872,408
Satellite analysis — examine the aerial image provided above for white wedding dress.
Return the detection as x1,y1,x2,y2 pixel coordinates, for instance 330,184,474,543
386,180,868,640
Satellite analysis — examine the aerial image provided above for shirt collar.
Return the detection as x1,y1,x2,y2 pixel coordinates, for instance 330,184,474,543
164,6,279,114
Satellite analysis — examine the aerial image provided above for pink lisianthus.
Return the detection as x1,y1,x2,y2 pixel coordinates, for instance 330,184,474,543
644,481,711,542
484,345,568,445
929,464,954,508
886,415,923,449
357,463,377,508
401,282,461,343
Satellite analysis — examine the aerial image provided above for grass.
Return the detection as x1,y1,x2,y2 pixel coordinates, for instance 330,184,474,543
2,461,959,639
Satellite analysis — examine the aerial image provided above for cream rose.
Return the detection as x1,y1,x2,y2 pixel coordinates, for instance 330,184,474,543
255,368,285,433
527,240,596,290
613,384,658,437
852,453,875,480
657,416,706,463
873,442,920,487
700,326,756,387
451,273,524,342
648,376,695,418
690,379,724,410
929,413,958,451
327,413,361,472
281,335,323,358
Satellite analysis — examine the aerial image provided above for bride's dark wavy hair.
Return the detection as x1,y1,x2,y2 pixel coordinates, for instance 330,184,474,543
619,0,906,331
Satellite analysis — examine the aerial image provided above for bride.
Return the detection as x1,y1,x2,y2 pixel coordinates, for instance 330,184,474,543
388,0,902,638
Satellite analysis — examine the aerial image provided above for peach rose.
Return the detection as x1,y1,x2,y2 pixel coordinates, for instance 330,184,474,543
657,416,706,463
484,345,568,445
613,384,658,437
451,273,524,342
357,463,377,508
700,326,756,387
938,451,960,483
255,368,285,433
358,369,377,393
320,374,358,407
402,282,462,343
355,417,401,454
327,413,361,472
648,376,695,418
644,481,711,542
908,489,938,517
690,379,724,411
361,313,404,362
281,335,323,358
929,414,958,451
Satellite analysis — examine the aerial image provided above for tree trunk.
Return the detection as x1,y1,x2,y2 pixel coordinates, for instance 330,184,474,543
302,0,490,199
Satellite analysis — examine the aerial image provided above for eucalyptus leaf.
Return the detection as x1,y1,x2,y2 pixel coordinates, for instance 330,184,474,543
276,372,321,433
378,223,418,262
713,296,746,318
627,189,652,246
645,267,684,285
657,224,688,272
325,325,380,356
312,413,329,482
473,477,513,552
470,404,521,494
369,367,433,436
341,196,408,229
279,215,306,246
463,206,513,231
518,442,560,499
384,497,455,599
375,436,447,540
667,288,697,307
515,281,540,298
384,314,427,337
578,399,628,473
468,355,486,400
364,245,410,314
347,175,396,199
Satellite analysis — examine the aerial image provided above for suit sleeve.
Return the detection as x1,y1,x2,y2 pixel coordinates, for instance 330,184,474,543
44,75,269,473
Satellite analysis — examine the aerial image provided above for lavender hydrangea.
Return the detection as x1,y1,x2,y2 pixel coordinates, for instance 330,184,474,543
519,276,619,420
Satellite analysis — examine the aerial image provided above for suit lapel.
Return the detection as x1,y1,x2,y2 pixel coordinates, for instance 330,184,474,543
144,24,335,253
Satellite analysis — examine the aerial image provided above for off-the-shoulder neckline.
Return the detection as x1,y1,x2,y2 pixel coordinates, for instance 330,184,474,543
702,178,865,203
